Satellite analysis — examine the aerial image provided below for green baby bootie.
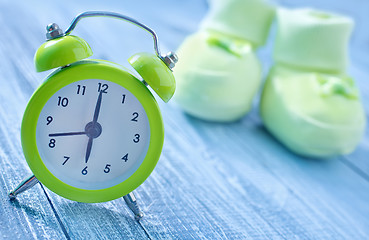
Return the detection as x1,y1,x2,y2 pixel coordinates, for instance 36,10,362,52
174,0,275,122
260,8,366,158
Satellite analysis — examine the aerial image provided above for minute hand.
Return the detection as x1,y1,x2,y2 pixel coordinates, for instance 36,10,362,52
93,90,103,123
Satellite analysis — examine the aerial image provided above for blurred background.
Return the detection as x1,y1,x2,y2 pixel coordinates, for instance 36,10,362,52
0,0,369,239
2,0,367,105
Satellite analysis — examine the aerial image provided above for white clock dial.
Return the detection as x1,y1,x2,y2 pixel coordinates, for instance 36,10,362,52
36,79,150,190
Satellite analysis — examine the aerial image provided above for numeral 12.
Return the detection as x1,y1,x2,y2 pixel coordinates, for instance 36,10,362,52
98,83,109,93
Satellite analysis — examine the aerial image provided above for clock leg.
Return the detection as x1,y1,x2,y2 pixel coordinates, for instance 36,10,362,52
8,174,39,199
123,192,144,221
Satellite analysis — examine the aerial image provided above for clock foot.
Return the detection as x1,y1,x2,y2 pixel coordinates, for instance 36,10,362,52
123,192,144,221
8,175,39,199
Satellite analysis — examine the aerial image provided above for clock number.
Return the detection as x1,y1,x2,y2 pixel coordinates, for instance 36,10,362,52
133,134,140,143
57,96,69,107
98,83,109,93
122,153,128,162
122,94,126,104
81,166,88,175
104,164,111,173
49,139,56,148
131,112,139,122
62,156,70,165
77,85,86,95
46,116,53,125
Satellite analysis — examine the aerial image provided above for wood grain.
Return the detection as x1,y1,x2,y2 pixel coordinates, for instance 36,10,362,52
0,0,368,239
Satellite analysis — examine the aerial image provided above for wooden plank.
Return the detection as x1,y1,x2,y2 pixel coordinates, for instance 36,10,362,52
188,107,369,238
135,103,369,239
42,189,150,240
135,142,284,239
0,132,68,240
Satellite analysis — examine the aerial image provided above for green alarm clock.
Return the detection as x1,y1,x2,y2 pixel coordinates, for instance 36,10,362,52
9,11,177,220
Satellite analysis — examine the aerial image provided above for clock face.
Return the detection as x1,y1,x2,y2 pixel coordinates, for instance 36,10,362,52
35,79,150,190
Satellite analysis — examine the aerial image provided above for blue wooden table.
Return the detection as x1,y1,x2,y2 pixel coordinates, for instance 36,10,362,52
1,0,368,239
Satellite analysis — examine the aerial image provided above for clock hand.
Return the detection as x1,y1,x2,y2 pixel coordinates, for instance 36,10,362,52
85,90,104,164
93,89,103,123
85,137,93,163
49,131,86,137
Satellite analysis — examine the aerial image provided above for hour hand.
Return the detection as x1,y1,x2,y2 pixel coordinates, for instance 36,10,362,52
85,137,93,163
49,131,86,137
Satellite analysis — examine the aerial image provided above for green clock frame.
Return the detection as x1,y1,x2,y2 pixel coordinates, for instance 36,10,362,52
21,59,164,203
